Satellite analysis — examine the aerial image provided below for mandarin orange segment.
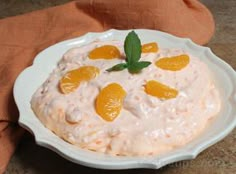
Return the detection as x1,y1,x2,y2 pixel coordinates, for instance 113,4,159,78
59,69,80,94
145,80,178,99
75,66,100,81
142,42,158,53
59,66,99,94
95,83,126,122
89,45,121,59
155,54,189,71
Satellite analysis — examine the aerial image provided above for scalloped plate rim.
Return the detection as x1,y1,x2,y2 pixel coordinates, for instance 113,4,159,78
14,29,236,170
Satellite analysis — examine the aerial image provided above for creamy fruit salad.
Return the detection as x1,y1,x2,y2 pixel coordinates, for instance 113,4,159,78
31,31,221,156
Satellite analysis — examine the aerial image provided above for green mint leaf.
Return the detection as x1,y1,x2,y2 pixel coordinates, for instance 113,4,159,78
128,61,151,73
106,31,151,74
106,63,128,72
124,31,141,65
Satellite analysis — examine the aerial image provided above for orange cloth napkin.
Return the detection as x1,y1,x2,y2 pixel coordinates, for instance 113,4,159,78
0,0,214,172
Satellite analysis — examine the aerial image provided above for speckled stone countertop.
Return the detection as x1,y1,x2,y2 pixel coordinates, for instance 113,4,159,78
2,0,236,173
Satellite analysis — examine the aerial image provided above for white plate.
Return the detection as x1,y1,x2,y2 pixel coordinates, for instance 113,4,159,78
13,29,236,169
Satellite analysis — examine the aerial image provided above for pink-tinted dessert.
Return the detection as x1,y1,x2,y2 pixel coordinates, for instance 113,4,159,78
31,41,221,156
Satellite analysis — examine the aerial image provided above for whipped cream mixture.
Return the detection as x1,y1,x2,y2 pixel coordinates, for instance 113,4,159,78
31,41,221,156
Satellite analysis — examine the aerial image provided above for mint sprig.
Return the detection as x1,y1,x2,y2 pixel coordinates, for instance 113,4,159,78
127,61,151,73
106,31,151,73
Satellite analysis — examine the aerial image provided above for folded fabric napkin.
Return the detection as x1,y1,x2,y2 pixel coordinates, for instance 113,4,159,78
0,0,214,172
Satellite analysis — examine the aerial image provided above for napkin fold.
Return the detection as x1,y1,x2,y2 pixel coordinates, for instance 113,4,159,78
0,0,214,172
77,0,215,45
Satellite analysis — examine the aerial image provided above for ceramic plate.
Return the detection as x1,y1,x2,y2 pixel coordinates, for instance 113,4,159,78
13,29,236,169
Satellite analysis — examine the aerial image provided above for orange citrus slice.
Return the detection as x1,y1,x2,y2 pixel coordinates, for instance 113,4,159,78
95,83,126,122
89,45,121,59
142,42,158,53
59,66,99,94
145,80,178,99
155,54,189,71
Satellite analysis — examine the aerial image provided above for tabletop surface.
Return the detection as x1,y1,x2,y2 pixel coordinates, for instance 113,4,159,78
2,0,236,173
